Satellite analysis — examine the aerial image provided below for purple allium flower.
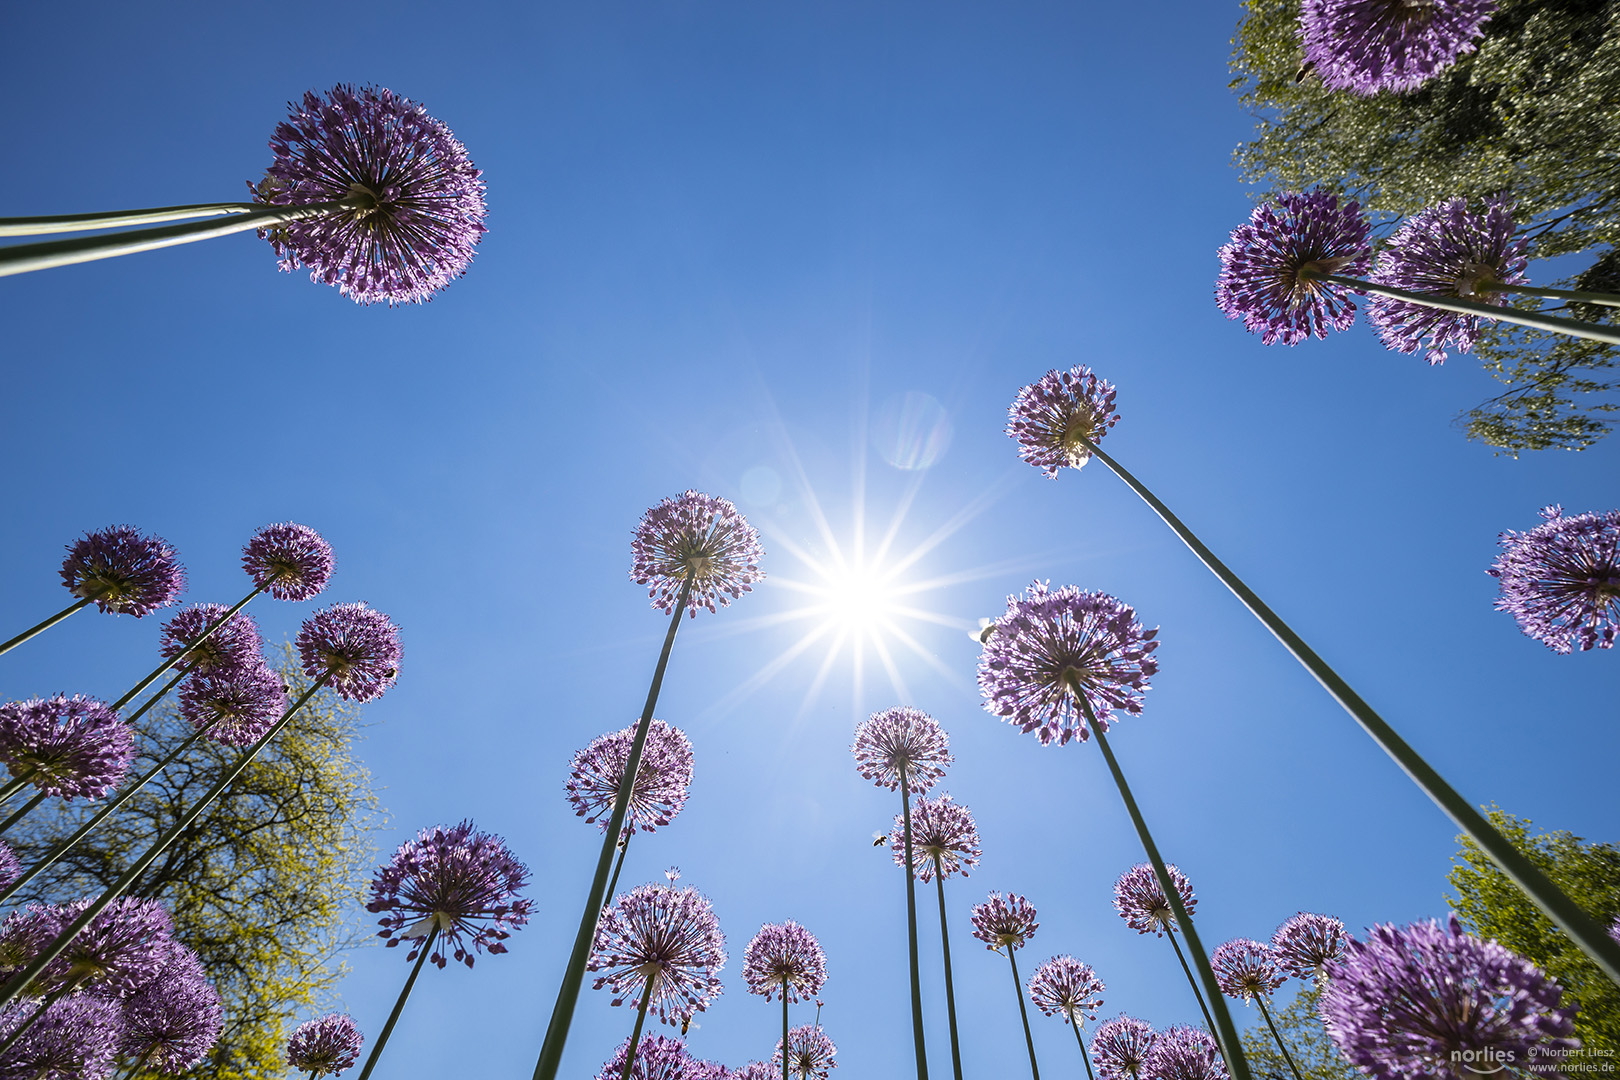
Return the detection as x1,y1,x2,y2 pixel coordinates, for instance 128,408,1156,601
58,526,185,618
1142,1025,1229,1080
593,1035,706,1080
775,1025,838,1079
889,792,981,882
1215,189,1372,347
253,85,486,306
1301,0,1499,95
1366,196,1529,365
120,942,223,1073
742,921,827,1004
1271,912,1349,980
1006,366,1121,477
1091,1015,1157,1080
1113,864,1197,937
1027,955,1105,1025
631,492,765,618
850,706,952,793
296,602,402,702
158,603,263,676
0,905,65,979
365,820,531,969
1488,505,1620,653
43,896,174,996
0,695,134,800
242,522,336,602
565,719,695,836
733,1062,775,1080
1211,938,1285,1002
977,582,1158,747
178,664,287,747
286,1013,365,1077
0,844,16,893
0,995,124,1080
970,892,1039,952
1320,916,1578,1079
589,883,727,1026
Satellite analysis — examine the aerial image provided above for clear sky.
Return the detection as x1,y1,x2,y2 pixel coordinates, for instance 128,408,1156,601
1,1,1615,1077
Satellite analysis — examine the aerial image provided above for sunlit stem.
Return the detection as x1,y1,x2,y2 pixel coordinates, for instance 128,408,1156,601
603,832,633,914
1076,432,1620,989
1164,930,1219,1044
1256,996,1306,1080
618,971,660,1080
1475,281,1620,308
782,983,790,1080
109,583,267,712
0,792,48,836
0,202,269,236
935,868,965,1080
0,772,35,811
119,667,190,735
899,763,930,1080
0,598,92,658
1072,1019,1096,1080
355,924,440,1080
1006,947,1040,1080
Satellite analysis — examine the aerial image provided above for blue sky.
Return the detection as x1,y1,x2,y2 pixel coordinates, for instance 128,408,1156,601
1,1,1615,1077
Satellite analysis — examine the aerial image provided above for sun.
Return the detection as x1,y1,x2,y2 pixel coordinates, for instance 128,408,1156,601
813,561,901,634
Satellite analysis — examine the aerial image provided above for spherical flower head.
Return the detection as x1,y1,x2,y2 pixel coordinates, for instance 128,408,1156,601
253,85,486,306
1006,366,1120,477
978,582,1158,747
775,1025,838,1079
889,792,981,883
1301,0,1499,95
1488,505,1620,653
1368,196,1528,365
0,844,17,894
58,525,185,617
1212,938,1285,1002
971,892,1039,952
179,664,287,747
743,921,827,1003
1271,912,1349,979
0,904,65,979
1143,1025,1229,1080
0,994,124,1080
1216,189,1372,346
632,491,765,618
158,603,264,676
589,883,727,1026
120,942,223,1073
48,896,175,997
365,820,531,969
1091,1015,1157,1080
1028,955,1105,1025
733,1062,776,1080
851,706,952,794
243,522,335,601
286,1013,365,1077
1320,915,1578,1079
1113,863,1196,937
0,696,134,800
593,1035,703,1080
566,719,694,837
296,602,402,702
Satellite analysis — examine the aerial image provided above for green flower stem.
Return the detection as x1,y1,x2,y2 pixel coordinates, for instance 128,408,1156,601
900,764,931,1080
1304,271,1620,347
532,577,694,1080
1006,947,1040,1080
1072,1020,1096,1080
1164,930,1220,1045
1077,433,1620,988
0,772,35,811
0,202,268,237
603,832,633,914
782,983,790,1080
935,869,965,1080
1476,282,1620,308
0,792,47,836
355,924,440,1080
0,675,327,1010
119,668,190,735
618,971,660,1080
109,583,266,713
1255,997,1306,1080
0,598,92,658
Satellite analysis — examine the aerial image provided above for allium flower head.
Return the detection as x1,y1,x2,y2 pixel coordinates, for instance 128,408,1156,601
589,883,727,1025
179,664,287,747
743,921,827,1003
296,602,402,702
243,522,336,601
159,603,263,675
0,695,134,800
0,904,65,978
1028,955,1105,1025
59,526,185,617
978,582,1158,746
1143,1025,1229,1080
566,719,694,836
775,1024,838,1079
1320,916,1578,1079
889,792,981,882
0,995,123,1080
1006,366,1121,477
44,896,174,996
851,706,952,793
1091,1015,1156,1080
1113,864,1196,937
1271,912,1349,979
1367,196,1528,364
1212,938,1285,1002
254,85,486,305
1301,0,1499,95
1489,505,1620,653
631,492,765,617
120,942,223,1073
971,892,1039,952
593,1035,710,1080
286,1013,365,1077
733,1062,776,1080
1216,189,1372,346
0,844,17,894
366,820,532,969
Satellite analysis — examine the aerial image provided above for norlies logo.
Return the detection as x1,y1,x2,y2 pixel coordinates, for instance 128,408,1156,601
1453,1048,1515,1075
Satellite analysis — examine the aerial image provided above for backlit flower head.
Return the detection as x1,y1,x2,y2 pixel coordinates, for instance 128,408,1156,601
1271,912,1349,979
179,664,287,746
0,995,123,1080
45,896,175,996
1091,1015,1156,1080
1113,864,1196,937
1489,505,1620,653
971,892,1039,952
743,921,827,1004
978,582,1158,746
243,522,336,601
159,603,263,676
566,719,694,836
1216,189,1371,346
733,1062,775,1080
59,526,185,617
631,492,765,618
851,706,952,793
253,85,486,305
1367,196,1528,365
593,1035,707,1080
889,792,981,882
1212,938,1285,1002
0,844,17,894
365,820,532,969
296,603,402,702
0,695,134,800
589,883,727,1026
775,1024,838,1079
286,1013,364,1077
1320,916,1577,1079
1301,0,1498,95
1028,955,1105,1025
1006,367,1120,477
1143,1025,1228,1080
120,942,223,1073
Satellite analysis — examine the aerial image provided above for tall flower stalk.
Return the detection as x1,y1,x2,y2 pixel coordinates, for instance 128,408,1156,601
1211,939,1302,1080
1113,864,1217,1042
1027,955,1105,1080
743,922,827,1080
971,893,1043,1079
